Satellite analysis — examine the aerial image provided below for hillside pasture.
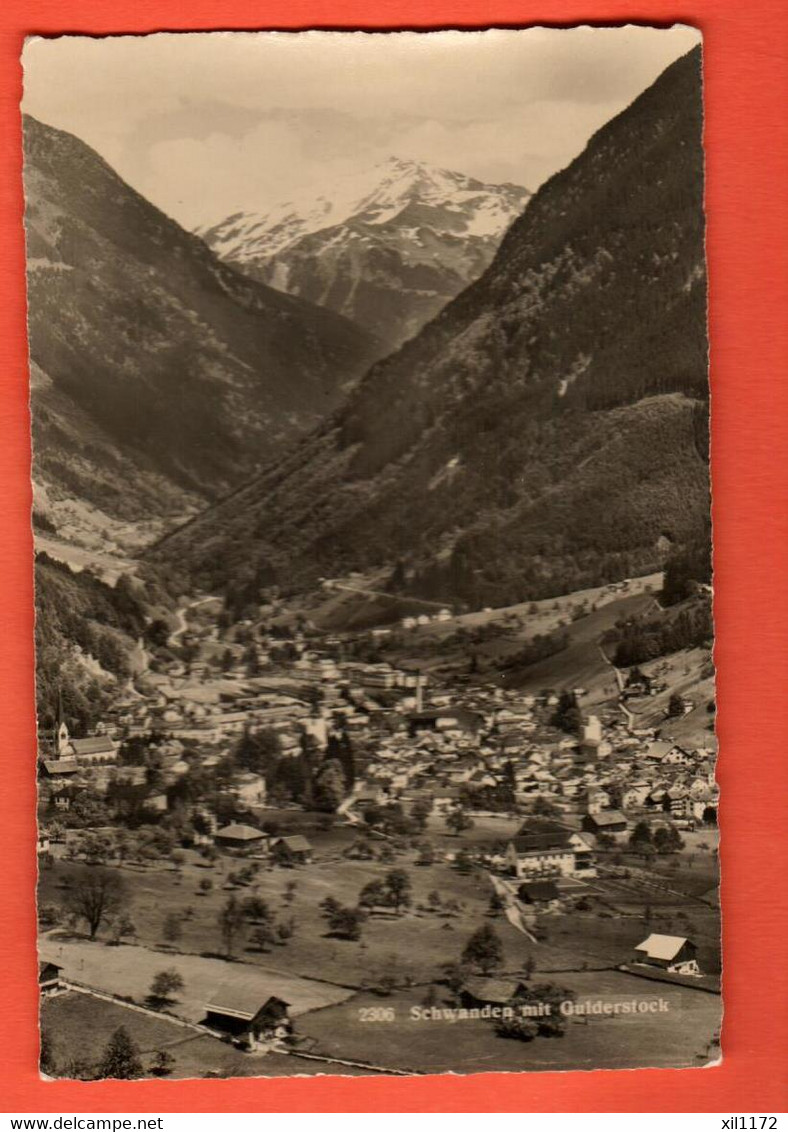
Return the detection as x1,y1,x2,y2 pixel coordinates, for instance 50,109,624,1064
41,992,376,1078
298,969,720,1073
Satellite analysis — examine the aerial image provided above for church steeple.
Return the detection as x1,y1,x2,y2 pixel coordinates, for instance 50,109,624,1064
55,690,70,758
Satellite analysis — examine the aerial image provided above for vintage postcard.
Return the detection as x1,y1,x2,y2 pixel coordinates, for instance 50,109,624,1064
24,26,718,1080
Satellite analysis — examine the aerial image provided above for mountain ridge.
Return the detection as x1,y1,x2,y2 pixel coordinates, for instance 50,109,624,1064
24,113,382,526
153,46,710,611
197,156,531,348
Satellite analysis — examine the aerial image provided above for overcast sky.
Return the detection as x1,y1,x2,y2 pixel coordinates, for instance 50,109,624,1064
22,26,701,230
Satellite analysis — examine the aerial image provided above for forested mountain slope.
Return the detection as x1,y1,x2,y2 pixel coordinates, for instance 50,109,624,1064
155,47,709,610
24,115,381,521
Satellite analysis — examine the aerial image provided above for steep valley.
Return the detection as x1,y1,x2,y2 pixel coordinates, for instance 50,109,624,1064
155,47,709,613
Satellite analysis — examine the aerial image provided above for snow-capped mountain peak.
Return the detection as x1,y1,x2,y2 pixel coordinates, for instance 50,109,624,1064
197,158,531,347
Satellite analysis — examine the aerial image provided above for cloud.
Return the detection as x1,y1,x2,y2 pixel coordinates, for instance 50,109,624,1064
22,26,702,228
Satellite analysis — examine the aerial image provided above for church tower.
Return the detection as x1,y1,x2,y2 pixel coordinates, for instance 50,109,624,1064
55,690,70,757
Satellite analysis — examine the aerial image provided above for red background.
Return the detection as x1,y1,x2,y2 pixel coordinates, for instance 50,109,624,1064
1,0,786,1113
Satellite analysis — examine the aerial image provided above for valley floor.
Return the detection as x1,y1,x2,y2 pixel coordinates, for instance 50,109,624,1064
37,565,718,1079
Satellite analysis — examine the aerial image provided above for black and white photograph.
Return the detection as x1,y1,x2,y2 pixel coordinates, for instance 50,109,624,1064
24,26,719,1080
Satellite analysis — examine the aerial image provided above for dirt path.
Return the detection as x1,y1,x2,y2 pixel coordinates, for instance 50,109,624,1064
488,873,539,943
168,594,219,647
329,582,449,611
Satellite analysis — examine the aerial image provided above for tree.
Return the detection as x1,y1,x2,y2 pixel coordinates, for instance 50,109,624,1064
328,905,366,941
63,867,127,940
359,878,389,909
242,643,261,677
277,916,296,943
654,823,685,854
96,1027,143,1080
283,880,298,906
389,559,406,591
385,868,412,914
235,725,281,775
629,821,653,856
242,896,272,923
250,923,277,952
313,759,346,812
40,1027,56,1076
162,913,182,946
145,619,170,649
319,895,342,920
488,892,505,916
416,842,436,866
441,961,468,995
461,924,504,975
149,969,184,1006
532,796,561,819
198,877,214,896
668,693,685,718
551,691,582,735
446,808,474,836
150,1050,175,1077
218,894,245,959
109,914,136,946
495,1016,539,1042
411,797,433,831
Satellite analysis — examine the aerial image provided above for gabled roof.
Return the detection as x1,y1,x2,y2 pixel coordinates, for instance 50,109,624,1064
275,835,312,852
215,823,266,841
512,819,572,852
207,982,290,1020
70,736,116,755
518,880,561,902
634,933,692,961
586,810,628,826
511,831,571,853
644,741,674,760
41,758,79,774
461,977,525,1004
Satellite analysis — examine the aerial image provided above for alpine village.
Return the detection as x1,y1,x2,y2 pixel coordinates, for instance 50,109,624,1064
29,46,720,1079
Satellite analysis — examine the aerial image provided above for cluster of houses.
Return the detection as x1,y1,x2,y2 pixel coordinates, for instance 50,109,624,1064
38,601,716,886
334,681,717,832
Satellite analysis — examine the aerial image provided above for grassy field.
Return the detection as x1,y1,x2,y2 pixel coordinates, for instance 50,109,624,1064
41,822,719,988
41,992,377,1079
40,827,720,1077
39,937,354,1021
41,851,529,987
298,969,720,1073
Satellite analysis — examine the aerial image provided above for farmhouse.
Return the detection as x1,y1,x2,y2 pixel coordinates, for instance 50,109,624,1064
205,985,291,1049
632,934,701,976
581,811,629,836
506,819,595,879
39,961,65,997
271,835,313,865
40,757,79,779
214,823,269,854
459,978,528,1011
